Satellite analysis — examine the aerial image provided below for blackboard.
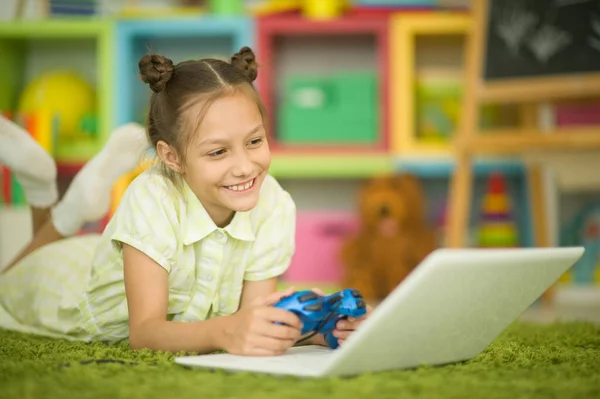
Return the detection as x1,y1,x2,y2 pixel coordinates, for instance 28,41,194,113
484,0,600,81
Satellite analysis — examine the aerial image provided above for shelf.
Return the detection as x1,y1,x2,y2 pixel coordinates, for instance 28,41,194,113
479,73,600,104
57,153,523,180
0,19,114,163
114,17,254,128
462,128,600,154
390,12,470,157
269,153,393,178
395,157,525,178
257,13,389,152
0,19,112,38
115,16,253,38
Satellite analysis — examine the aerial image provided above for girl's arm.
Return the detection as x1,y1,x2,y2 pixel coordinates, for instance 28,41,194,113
123,244,303,354
239,278,279,309
123,243,228,353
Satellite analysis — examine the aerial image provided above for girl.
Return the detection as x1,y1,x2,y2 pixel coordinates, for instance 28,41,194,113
0,47,370,356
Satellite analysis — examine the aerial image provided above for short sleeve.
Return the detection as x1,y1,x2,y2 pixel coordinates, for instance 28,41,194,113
244,187,296,281
109,172,180,273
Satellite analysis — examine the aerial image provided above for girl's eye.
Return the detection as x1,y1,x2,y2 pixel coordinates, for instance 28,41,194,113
208,149,226,157
248,137,263,146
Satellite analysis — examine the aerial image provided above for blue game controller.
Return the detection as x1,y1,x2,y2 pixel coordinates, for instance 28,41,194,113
274,288,367,349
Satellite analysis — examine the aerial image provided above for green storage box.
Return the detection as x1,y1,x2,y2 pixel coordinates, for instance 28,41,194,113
278,72,379,144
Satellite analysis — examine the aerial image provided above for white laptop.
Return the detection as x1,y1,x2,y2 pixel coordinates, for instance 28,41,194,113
175,247,584,378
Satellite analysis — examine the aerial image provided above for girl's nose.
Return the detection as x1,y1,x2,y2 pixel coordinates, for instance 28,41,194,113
232,152,254,177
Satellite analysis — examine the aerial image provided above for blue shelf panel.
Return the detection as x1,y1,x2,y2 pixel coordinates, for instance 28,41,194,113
114,17,255,128
116,17,254,40
393,157,525,178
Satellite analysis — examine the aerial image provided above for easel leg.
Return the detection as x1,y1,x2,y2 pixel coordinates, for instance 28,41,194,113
528,165,550,248
520,103,554,304
527,164,554,303
447,152,473,248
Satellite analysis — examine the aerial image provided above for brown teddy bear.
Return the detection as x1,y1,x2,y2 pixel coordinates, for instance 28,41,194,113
340,173,437,303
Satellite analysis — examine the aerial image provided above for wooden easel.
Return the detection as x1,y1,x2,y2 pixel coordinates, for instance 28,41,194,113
447,0,600,253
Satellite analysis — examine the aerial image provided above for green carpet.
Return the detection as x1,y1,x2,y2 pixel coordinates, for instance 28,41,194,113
1,322,599,399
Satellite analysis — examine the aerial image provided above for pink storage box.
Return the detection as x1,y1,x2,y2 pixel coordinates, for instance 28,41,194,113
284,210,359,284
556,101,600,126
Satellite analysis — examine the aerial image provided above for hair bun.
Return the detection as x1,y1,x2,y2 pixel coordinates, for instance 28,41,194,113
139,54,174,93
230,46,258,82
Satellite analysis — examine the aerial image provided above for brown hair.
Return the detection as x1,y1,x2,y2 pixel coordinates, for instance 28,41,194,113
138,46,266,184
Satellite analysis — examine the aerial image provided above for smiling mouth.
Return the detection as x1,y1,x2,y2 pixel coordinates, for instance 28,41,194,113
224,178,256,192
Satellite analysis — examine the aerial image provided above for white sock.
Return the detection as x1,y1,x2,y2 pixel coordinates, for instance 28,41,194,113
51,123,149,236
0,115,58,207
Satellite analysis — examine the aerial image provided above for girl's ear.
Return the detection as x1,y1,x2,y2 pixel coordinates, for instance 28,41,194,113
156,140,183,173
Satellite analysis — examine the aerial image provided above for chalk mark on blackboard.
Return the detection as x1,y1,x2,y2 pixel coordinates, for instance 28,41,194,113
527,23,572,63
555,0,593,7
493,2,538,56
589,12,600,52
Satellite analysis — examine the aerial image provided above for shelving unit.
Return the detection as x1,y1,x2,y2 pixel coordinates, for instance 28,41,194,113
391,12,469,157
113,16,255,128
256,13,389,156
0,19,114,163
0,10,536,282
0,19,115,245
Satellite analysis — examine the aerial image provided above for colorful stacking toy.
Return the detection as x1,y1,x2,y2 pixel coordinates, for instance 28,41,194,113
477,172,518,248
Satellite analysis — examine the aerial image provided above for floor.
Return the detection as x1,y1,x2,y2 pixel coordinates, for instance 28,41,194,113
519,285,600,325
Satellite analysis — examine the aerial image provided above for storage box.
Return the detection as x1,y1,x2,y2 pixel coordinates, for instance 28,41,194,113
555,101,600,126
278,72,379,144
284,211,359,284
415,70,461,142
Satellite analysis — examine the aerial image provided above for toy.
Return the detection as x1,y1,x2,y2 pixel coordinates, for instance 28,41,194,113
274,288,367,349
109,158,155,218
248,0,350,18
415,68,461,142
477,171,519,247
340,173,437,302
303,0,348,19
18,70,96,142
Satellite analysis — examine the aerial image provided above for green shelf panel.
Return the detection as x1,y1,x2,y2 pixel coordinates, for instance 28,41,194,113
269,154,393,178
0,19,113,38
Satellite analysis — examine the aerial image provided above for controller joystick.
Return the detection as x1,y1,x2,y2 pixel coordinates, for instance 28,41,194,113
320,289,367,348
273,288,367,349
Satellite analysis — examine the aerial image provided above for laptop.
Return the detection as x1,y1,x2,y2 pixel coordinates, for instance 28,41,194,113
175,246,584,378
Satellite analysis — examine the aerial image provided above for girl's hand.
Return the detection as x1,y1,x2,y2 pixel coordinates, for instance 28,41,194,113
331,304,373,346
309,288,373,347
221,287,303,356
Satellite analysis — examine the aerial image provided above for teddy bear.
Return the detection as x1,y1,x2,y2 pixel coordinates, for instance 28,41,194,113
340,173,437,303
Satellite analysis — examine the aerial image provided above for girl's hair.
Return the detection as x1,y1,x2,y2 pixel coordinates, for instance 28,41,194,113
138,46,266,184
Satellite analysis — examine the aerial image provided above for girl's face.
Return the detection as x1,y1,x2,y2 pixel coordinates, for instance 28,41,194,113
183,91,271,227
